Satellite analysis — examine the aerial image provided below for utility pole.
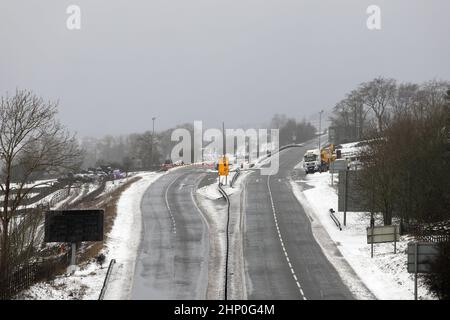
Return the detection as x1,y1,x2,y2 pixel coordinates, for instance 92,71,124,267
318,110,324,151
151,117,156,168
222,121,226,157
222,122,227,185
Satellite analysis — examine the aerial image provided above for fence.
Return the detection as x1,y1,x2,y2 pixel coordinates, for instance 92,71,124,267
69,179,107,208
50,187,71,207
408,224,450,243
0,254,68,300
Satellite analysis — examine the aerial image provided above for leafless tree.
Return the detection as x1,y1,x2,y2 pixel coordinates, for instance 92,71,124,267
360,77,397,132
0,89,82,276
358,82,450,226
391,83,419,121
411,80,450,120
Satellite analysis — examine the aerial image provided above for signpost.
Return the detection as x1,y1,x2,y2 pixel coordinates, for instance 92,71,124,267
407,242,439,300
218,156,229,185
366,225,399,258
330,159,347,173
338,170,370,213
329,159,347,186
45,209,104,273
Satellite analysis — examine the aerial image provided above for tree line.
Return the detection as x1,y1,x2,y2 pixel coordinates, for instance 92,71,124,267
330,77,450,226
330,78,450,299
81,115,317,170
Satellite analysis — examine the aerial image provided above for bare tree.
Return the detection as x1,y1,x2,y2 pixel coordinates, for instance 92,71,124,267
392,83,419,121
360,77,397,132
0,89,82,276
411,80,450,120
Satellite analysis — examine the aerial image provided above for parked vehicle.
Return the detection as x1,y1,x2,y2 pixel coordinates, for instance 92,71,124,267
161,159,174,171
303,149,321,174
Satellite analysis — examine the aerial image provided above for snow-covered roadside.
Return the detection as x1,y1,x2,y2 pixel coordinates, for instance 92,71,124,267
18,171,165,300
291,171,435,300
101,172,165,300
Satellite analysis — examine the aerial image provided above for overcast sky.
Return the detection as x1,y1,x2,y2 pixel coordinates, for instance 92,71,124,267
1,0,450,137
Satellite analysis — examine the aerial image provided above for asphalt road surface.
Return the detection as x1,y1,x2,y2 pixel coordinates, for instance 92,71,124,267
131,166,211,299
243,146,354,300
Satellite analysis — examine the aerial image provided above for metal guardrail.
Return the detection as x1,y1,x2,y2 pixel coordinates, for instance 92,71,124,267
217,183,230,300
98,258,116,300
253,143,305,166
329,208,342,231
230,169,240,188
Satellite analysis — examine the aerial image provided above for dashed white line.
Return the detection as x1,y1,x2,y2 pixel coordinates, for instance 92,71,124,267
165,175,180,234
266,174,307,300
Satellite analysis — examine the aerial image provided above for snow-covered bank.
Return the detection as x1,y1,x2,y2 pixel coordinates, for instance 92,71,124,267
18,172,165,300
102,172,165,299
292,171,435,300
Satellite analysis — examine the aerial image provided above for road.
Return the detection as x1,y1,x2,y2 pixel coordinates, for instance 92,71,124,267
131,166,212,299
243,146,354,300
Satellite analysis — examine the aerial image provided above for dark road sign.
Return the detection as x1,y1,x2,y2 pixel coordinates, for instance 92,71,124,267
407,242,439,273
338,170,370,212
45,209,104,242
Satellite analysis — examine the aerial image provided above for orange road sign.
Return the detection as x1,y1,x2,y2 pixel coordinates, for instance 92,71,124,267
218,156,229,176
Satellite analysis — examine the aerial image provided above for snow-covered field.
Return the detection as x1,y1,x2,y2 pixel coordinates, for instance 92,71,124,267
18,171,165,300
291,170,435,300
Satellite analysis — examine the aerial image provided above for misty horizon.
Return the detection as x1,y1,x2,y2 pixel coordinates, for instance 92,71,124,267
2,0,450,137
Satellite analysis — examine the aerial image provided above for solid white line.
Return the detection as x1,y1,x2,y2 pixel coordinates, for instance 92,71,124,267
267,174,307,300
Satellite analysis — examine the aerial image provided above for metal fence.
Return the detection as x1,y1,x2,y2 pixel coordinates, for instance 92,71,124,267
408,224,450,243
0,254,68,300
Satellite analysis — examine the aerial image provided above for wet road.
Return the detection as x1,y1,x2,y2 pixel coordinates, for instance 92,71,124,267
243,146,354,300
131,166,210,299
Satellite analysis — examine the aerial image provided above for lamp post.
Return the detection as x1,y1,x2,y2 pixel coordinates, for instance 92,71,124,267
318,110,324,151
151,117,156,168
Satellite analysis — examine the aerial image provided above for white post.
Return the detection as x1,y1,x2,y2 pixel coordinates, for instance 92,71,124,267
68,242,77,275
414,242,418,300
394,226,397,254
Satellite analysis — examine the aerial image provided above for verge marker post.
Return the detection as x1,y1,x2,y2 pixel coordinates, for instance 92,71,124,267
414,242,418,300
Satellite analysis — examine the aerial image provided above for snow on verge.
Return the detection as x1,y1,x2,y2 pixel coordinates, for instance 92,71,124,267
103,172,165,300
18,172,164,300
291,171,435,300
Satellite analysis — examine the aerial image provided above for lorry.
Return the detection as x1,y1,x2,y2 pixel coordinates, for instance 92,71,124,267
303,144,336,174
303,149,321,174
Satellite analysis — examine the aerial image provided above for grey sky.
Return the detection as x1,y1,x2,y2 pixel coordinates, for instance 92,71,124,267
1,0,449,137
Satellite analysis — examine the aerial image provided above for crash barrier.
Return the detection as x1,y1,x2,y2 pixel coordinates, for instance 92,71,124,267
329,208,342,231
217,183,230,300
98,258,116,300
255,143,304,166
230,169,240,188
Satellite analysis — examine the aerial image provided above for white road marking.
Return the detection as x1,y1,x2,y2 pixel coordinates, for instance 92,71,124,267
165,175,180,234
266,174,307,300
